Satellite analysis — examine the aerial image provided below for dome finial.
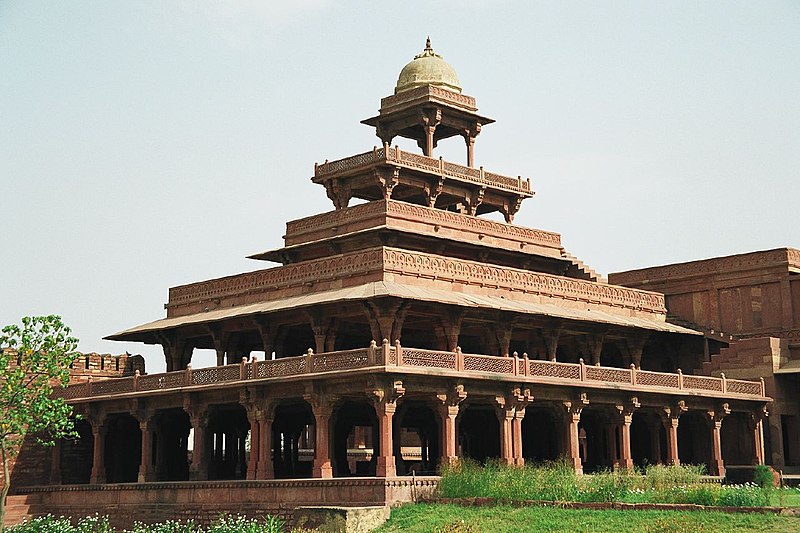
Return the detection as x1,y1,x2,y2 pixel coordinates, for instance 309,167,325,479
425,36,432,51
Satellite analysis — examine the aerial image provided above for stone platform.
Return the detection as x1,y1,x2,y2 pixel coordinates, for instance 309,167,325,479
10,477,438,529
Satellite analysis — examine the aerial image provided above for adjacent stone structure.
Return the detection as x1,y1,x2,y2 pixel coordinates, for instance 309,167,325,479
611,248,800,473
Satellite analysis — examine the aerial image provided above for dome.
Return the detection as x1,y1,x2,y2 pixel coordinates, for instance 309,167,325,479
395,38,462,94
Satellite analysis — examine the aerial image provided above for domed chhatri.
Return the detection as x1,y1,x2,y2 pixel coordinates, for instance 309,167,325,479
395,38,462,94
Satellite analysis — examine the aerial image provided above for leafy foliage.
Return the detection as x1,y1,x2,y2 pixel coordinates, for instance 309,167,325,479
1,316,80,529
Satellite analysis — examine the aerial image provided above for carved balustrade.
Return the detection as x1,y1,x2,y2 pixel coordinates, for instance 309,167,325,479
53,344,766,402
313,146,532,195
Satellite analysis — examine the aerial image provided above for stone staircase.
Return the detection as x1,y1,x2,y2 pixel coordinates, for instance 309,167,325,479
561,251,607,283
3,494,41,528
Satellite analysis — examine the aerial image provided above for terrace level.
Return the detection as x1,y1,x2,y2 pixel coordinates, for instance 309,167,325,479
31,341,769,492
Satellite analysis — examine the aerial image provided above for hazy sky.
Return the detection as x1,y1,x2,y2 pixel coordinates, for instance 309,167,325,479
2,1,798,372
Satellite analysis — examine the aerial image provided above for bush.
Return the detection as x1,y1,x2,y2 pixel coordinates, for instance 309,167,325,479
7,514,284,533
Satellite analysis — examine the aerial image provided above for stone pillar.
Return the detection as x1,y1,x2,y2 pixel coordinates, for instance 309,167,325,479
310,401,333,478
188,410,209,481
707,407,729,477
215,349,225,367
89,417,106,484
617,413,634,470
375,402,397,477
247,415,259,480
437,385,467,467
138,415,156,482
440,405,459,467
512,408,525,467
543,328,560,362
465,134,476,168
753,415,765,465
664,417,680,466
497,401,515,466
562,401,584,475
257,415,275,479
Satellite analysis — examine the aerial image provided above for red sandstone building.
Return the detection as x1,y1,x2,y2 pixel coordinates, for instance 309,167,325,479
611,249,800,474
3,41,774,526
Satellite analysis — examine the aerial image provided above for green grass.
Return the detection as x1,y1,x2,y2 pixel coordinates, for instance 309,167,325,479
378,503,799,533
438,460,800,507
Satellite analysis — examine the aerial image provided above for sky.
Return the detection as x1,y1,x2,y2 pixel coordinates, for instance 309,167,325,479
1,1,798,373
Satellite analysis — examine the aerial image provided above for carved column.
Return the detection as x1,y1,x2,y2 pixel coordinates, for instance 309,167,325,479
507,387,532,467
437,384,467,467
495,397,515,466
439,310,465,352
136,411,156,482
707,404,730,477
662,402,686,466
245,405,260,480
364,300,409,343
257,409,275,479
626,335,648,370
89,415,107,484
586,334,604,366
209,325,229,367
562,398,585,475
371,381,405,477
750,409,767,465
542,327,561,362
613,399,638,470
307,395,334,478
185,404,209,481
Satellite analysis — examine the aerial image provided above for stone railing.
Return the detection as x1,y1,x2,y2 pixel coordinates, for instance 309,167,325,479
314,146,532,195
55,342,766,402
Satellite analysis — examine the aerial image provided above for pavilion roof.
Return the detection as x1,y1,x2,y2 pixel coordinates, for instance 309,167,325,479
106,281,700,343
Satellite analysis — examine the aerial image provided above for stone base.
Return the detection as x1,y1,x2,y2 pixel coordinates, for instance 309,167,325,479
10,478,437,530
293,506,390,533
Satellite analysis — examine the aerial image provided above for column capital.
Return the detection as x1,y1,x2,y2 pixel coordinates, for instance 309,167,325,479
369,379,405,412
436,383,468,410
705,402,731,425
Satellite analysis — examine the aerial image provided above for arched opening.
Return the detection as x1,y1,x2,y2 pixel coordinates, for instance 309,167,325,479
104,413,141,483
458,403,500,463
60,419,93,484
630,411,666,467
578,409,613,473
721,412,755,466
154,408,191,481
207,404,249,480
521,405,561,463
332,400,378,477
678,411,711,470
395,401,440,475
273,400,315,478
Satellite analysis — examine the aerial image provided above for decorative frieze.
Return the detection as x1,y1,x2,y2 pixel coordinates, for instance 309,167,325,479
169,246,665,315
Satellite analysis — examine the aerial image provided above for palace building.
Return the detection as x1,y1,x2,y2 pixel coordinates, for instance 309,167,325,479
5,41,772,527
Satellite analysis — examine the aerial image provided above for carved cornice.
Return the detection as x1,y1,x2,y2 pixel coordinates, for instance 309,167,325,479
284,200,562,249
379,85,478,113
611,248,799,286
381,248,665,313
169,246,665,314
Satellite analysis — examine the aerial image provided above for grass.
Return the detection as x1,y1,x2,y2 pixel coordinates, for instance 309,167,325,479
437,460,800,507
378,503,800,533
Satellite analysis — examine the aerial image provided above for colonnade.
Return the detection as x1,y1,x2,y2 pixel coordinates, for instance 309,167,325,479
59,387,766,485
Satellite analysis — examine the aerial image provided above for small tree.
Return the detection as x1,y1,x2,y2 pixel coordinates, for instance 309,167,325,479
0,316,79,529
